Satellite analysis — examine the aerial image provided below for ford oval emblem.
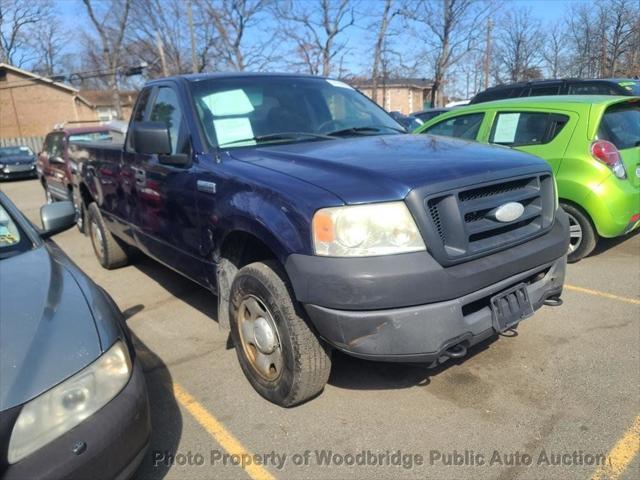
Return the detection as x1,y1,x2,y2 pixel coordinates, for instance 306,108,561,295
493,202,525,223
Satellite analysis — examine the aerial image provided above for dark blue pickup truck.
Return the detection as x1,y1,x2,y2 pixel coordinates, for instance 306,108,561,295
73,73,569,406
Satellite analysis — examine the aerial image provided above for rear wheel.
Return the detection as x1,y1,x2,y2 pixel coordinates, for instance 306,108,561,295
561,202,597,263
229,260,331,407
87,202,129,269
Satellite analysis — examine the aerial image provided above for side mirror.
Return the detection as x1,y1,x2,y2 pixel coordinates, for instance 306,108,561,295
40,201,76,238
132,121,171,155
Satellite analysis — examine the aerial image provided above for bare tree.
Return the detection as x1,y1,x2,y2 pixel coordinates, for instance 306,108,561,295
601,0,639,77
128,0,191,77
30,19,70,76
0,0,51,67
402,0,491,107
542,21,565,79
275,0,356,76
370,0,399,104
494,7,544,82
82,0,131,119
199,0,274,71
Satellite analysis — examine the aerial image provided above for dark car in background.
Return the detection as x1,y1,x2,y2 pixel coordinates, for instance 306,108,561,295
470,78,640,104
0,146,37,180
412,107,451,123
388,110,423,130
0,193,150,479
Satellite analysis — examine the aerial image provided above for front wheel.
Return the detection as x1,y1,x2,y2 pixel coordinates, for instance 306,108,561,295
87,203,130,269
229,260,332,407
561,202,597,263
76,200,86,234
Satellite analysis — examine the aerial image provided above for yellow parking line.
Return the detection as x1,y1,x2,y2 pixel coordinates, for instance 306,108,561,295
565,284,640,306
590,415,640,480
172,383,277,480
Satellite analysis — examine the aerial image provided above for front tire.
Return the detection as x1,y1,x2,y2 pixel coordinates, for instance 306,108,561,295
561,202,597,263
229,260,332,407
87,202,130,269
76,200,86,234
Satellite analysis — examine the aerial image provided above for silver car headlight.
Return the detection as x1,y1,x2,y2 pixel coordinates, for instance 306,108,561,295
312,201,426,256
8,341,132,464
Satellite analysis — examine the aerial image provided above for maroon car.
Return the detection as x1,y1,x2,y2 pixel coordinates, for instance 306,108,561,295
37,126,123,231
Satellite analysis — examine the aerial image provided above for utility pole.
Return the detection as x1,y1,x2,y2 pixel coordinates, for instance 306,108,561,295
483,19,492,90
188,0,198,73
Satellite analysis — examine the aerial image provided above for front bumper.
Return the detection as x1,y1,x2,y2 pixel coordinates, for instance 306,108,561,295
0,167,37,180
286,211,569,362
305,256,565,362
3,360,151,480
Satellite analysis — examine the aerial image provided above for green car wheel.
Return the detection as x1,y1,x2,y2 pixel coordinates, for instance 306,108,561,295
561,202,597,263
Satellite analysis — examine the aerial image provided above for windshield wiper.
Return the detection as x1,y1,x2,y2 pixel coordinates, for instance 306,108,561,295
219,132,336,148
326,125,406,137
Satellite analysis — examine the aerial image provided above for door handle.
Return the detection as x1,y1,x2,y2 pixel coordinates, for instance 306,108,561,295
197,180,216,195
134,170,146,186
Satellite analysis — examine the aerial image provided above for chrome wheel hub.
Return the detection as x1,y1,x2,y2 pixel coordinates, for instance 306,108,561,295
91,220,105,259
238,295,283,380
567,213,583,253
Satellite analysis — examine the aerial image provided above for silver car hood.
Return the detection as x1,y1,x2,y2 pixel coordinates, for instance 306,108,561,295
0,246,102,411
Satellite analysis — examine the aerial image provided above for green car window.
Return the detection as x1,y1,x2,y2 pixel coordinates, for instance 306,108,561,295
598,102,640,150
423,113,484,140
489,112,568,147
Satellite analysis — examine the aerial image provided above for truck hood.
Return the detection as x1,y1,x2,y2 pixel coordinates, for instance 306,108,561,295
229,134,549,203
0,246,102,411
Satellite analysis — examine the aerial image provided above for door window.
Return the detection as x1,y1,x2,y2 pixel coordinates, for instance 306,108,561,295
43,133,65,158
567,82,619,95
423,113,485,140
489,112,569,146
529,84,561,96
149,87,189,155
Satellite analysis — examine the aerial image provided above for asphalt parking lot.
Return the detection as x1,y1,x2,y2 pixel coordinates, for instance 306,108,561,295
2,178,639,480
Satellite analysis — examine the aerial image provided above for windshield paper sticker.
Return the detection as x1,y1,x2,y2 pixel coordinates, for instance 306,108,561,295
493,113,520,143
203,89,255,116
214,118,255,147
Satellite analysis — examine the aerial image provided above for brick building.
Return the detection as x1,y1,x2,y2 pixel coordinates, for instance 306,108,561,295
353,77,434,115
80,89,138,122
0,63,97,138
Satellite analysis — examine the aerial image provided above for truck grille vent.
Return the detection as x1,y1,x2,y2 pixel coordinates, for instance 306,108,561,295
429,203,446,242
422,174,555,264
458,178,532,202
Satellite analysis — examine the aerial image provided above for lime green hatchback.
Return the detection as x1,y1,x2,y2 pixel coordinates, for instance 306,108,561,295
414,96,640,262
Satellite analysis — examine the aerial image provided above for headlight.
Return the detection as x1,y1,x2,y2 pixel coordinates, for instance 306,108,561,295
8,341,131,464
0,163,5,169
312,201,426,256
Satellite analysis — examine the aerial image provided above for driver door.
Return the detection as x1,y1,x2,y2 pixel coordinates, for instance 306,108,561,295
42,132,69,200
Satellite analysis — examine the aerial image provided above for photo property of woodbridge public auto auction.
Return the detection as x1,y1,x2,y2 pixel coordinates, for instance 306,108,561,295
0,0,638,479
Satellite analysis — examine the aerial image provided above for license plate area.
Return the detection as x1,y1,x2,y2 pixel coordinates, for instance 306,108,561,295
490,283,534,332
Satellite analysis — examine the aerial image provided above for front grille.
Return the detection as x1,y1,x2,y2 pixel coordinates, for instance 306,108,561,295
423,174,555,264
4,163,34,173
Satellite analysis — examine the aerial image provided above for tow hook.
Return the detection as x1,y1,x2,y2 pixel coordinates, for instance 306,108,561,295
544,296,563,307
442,343,468,359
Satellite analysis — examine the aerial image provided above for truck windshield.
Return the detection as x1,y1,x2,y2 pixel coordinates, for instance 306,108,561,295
189,76,404,149
598,102,640,150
